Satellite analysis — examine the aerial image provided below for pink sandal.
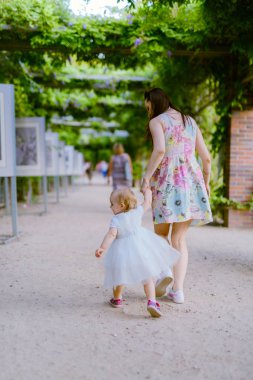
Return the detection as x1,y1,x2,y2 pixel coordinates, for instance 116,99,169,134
147,300,162,317
109,298,123,308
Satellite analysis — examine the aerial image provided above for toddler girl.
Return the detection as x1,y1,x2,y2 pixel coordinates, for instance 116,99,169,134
95,188,180,317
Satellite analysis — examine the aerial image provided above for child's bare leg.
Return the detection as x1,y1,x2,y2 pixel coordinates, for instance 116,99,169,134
143,279,156,301
113,285,124,299
144,279,162,317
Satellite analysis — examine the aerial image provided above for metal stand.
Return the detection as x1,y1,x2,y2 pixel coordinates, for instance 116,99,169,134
11,176,18,237
54,176,60,203
18,176,48,216
27,178,32,206
42,175,48,214
4,177,10,215
63,175,68,196
0,176,19,245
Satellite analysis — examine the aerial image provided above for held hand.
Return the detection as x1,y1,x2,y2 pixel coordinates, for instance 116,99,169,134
144,188,152,197
144,188,152,201
140,177,150,194
95,247,105,258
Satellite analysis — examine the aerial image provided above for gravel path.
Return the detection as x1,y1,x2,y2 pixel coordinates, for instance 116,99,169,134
1,179,252,380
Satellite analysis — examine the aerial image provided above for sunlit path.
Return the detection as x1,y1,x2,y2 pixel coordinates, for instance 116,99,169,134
0,181,252,380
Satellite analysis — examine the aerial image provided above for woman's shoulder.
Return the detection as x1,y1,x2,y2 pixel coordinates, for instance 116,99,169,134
162,110,198,128
112,154,125,161
120,153,131,162
150,114,167,124
149,115,168,132
149,113,173,132
155,111,175,125
187,116,198,129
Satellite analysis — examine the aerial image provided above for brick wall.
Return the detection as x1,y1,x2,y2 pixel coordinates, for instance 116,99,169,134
227,111,253,228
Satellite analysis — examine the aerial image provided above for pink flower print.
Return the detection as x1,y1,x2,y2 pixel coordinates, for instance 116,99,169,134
183,140,193,157
158,171,167,187
161,206,173,218
173,165,189,189
160,157,169,169
172,124,184,143
190,205,200,214
196,167,204,182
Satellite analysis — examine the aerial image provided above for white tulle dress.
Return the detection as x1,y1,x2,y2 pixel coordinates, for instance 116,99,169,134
103,205,180,288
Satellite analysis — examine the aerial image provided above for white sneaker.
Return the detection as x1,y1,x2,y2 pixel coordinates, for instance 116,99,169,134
155,276,173,297
167,289,184,304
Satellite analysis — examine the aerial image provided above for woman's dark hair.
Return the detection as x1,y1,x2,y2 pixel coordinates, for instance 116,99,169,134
144,88,188,128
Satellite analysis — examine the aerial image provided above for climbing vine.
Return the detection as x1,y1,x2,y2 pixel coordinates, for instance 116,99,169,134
0,0,252,216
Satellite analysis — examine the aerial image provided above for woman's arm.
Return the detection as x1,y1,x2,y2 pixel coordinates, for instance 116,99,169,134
95,228,117,257
141,118,165,192
195,126,211,196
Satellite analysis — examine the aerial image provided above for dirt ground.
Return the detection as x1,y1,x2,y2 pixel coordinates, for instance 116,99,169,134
0,177,252,380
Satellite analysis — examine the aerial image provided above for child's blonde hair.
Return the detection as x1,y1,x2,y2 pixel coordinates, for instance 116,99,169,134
111,188,137,212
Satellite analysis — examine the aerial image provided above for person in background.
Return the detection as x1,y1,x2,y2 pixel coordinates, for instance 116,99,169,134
84,162,93,185
96,160,109,183
108,143,133,190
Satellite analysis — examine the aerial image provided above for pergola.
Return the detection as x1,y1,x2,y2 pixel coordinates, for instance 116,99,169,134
0,13,252,228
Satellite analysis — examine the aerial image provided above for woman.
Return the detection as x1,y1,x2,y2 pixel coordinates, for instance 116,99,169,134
108,143,133,190
141,88,212,304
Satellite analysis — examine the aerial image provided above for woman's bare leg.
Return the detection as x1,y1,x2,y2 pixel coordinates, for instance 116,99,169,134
154,223,171,242
154,223,173,295
171,220,192,291
154,224,172,275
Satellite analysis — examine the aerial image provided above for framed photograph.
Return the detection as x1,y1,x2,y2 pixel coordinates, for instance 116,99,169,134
73,151,84,175
45,131,59,176
64,145,74,176
0,84,16,177
16,118,46,177
0,94,5,167
58,141,66,176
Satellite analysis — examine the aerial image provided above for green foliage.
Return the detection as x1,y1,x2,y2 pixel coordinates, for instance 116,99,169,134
132,160,143,180
209,164,253,223
0,0,252,218
16,177,41,202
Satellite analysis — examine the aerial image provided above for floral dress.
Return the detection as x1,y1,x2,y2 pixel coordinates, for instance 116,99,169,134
150,111,213,226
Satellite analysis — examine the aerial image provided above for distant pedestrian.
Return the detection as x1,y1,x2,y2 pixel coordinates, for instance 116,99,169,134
84,162,93,185
95,188,180,318
108,143,132,190
96,160,109,180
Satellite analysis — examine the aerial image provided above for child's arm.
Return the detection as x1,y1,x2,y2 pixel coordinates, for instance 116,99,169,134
95,227,117,258
142,188,152,212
